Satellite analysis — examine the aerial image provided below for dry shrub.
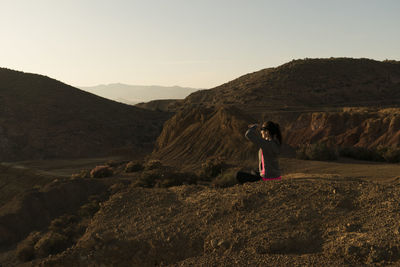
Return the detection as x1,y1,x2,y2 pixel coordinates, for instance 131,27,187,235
144,159,163,170
78,201,100,218
155,172,197,188
296,143,338,161
212,170,238,188
339,147,384,161
105,160,127,168
134,169,197,188
125,161,144,173
377,146,400,163
16,231,42,262
34,232,70,258
48,214,79,236
199,157,227,180
339,146,400,163
90,165,113,178
71,169,90,179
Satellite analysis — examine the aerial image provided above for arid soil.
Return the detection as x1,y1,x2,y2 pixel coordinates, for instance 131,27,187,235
0,158,400,266
30,175,400,266
1,58,400,266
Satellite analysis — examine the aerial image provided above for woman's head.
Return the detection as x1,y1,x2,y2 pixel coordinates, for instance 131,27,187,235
261,121,282,144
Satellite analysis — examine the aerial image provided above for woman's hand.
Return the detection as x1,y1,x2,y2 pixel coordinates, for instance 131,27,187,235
248,124,258,129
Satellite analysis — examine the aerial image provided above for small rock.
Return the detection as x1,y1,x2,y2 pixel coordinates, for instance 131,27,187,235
394,226,400,235
218,240,230,249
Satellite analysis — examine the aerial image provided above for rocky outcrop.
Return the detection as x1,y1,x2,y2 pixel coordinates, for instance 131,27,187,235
284,108,400,148
152,106,258,165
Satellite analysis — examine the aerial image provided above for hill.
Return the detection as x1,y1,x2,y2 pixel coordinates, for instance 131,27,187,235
0,68,171,161
28,177,400,266
183,58,400,111
79,84,201,105
152,58,400,165
135,99,183,112
152,105,264,166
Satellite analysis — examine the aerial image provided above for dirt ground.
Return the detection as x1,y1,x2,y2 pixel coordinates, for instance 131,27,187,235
1,157,400,266
31,176,400,266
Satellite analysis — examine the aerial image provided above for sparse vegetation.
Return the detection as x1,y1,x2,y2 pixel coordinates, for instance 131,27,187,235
125,161,144,173
71,169,90,179
144,159,163,170
34,232,70,258
199,157,227,180
133,168,198,188
90,165,113,178
16,194,106,262
339,147,384,162
296,143,338,161
212,170,238,188
16,231,42,262
339,146,400,163
377,146,400,163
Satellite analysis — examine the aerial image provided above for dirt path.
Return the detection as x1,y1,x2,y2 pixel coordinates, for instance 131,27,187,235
1,156,128,178
281,157,400,182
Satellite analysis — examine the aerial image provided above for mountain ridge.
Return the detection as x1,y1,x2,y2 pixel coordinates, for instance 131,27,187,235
78,83,202,105
152,58,400,165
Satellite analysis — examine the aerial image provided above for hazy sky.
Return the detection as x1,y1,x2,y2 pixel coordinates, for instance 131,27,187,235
1,0,399,88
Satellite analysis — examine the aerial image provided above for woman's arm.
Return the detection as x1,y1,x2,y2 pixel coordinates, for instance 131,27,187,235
245,124,265,148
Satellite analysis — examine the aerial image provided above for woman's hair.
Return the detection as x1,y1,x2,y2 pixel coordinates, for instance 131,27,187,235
262,121,282,145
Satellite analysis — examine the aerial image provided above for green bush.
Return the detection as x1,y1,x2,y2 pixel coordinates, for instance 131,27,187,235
296,143,338,161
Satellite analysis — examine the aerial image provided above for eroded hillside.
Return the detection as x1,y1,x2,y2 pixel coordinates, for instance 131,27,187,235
151,59,400,166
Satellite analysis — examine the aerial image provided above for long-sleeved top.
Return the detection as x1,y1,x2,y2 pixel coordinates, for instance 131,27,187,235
245,125,281,179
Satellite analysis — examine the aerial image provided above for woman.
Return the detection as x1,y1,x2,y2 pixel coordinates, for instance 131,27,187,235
236,121,282,184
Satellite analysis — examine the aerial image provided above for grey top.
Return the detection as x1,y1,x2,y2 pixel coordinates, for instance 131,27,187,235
245,125,281,178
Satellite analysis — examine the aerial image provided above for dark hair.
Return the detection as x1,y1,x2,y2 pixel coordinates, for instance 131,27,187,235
262,121,282,145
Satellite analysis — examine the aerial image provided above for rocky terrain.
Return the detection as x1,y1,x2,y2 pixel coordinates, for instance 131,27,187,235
151,58,400,166
0,68,171,161
1,58,400,266
21,176,400,266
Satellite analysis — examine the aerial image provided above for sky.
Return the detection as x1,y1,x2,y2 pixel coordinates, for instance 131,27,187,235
1,0,399,89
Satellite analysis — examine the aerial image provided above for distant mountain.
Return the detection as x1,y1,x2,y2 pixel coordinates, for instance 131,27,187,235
0,68,172,161
78,84,201,105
